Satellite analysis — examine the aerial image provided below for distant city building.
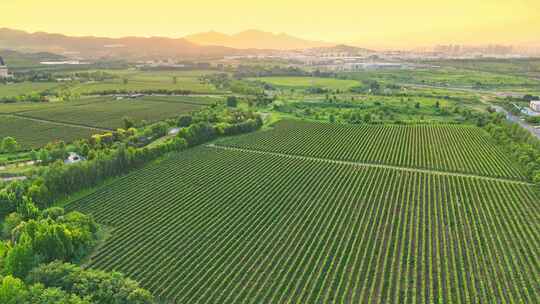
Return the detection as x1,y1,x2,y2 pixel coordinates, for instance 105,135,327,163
530,100,540,112
433,44,514,57
0,56,8,78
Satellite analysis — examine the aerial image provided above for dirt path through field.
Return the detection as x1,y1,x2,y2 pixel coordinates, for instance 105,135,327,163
207,144,532,186
1,113,111,132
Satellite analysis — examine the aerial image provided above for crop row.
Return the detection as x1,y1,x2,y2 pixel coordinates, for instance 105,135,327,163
0,115,101,150
220,120,525,180
18,98,202,129
68,146,539,303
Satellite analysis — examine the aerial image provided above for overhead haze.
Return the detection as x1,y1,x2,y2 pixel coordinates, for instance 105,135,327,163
1,0,539,49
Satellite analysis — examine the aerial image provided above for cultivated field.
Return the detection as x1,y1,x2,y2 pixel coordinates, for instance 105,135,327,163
0,82,59,98
9,96,217,130
221,120,524,180
0,96,217,148
251,76,360,90
70,70,221,94
68,122,539,303
343,67,540,91
0,115,102,150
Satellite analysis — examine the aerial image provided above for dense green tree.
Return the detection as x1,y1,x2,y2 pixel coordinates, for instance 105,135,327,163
0,275,89,304
80,144,90,158
0,275,27,303
2,212,23,240
123,116,135,129
17,196,40,220
177,115,193,127
3,234,37,278
150,122,169,138
329,114,336,123
30,150,39,162
39,149,50,164
1,137,18,153
227,96,238,107
27,262,155,304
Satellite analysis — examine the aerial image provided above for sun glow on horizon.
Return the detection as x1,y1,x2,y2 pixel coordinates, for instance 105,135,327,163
1,0,539,48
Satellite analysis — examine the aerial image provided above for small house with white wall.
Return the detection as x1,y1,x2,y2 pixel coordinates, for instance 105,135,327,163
530,100,540,112
64,152,86,165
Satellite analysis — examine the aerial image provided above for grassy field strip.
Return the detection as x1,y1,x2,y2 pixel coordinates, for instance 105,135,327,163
207,144,533,185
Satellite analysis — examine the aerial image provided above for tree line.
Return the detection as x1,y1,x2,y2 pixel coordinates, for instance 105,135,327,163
1,106,263,215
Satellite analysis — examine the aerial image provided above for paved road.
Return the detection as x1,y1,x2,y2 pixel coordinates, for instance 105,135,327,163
207,144,532,185
492,106,540,140
401,83,540,139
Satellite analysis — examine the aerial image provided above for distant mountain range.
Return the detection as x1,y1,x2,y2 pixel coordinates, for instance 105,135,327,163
185,29,334,50
0,28,338,60
0,49,66,68
0,28,243,60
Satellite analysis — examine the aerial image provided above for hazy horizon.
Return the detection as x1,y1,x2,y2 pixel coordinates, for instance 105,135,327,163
1,0,540,49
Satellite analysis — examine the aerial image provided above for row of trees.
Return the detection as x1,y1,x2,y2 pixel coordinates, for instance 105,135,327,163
485,117,540,185
0,137,19,154
90,89,197,96
7,70,118,84
1,106,263,215
0,93,48,104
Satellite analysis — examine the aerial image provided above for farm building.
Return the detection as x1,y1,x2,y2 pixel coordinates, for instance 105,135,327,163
530,100,540,112
64,152,86,165
0,56,8,78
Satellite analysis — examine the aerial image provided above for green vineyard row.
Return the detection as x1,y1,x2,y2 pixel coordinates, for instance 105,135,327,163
220,120,525,180
68,147,539,303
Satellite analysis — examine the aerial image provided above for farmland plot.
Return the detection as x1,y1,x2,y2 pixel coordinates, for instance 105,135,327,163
68,144,539,303
18,97,210,129
220,120,525,180
0,115,102,149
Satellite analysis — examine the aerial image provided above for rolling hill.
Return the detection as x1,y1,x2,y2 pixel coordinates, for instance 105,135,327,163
185,29,335,50
0,28,242,60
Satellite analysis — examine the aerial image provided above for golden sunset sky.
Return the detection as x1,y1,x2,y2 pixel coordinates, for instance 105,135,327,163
1,0,539,48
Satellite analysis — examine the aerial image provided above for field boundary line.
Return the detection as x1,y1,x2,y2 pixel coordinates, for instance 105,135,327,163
207,144,533,186
140,96,217,106
3,113,112,132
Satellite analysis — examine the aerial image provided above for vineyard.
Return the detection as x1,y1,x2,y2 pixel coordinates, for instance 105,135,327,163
68,140,539,303
0,115,102,150
0,96,217,149
220,120,525,180
16,96,214,129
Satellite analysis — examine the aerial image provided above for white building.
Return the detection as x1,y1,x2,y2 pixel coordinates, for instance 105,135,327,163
0,56,8,78
530,100,540,112
64,152,86,165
